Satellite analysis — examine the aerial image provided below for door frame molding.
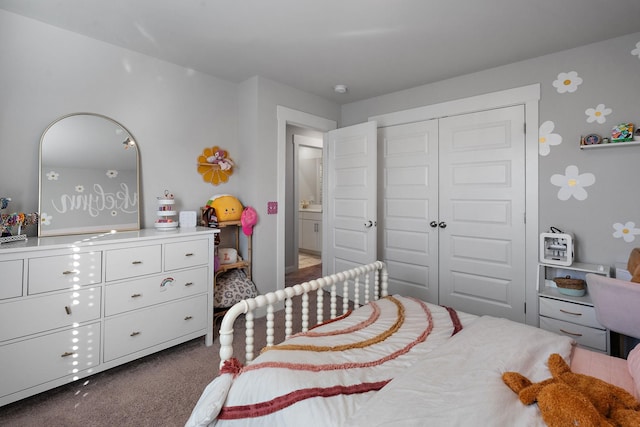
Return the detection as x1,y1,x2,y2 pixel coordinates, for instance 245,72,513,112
369,84,540,326
277,106,336,291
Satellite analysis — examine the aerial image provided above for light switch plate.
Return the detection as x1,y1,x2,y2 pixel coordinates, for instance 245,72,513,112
267,201,278,215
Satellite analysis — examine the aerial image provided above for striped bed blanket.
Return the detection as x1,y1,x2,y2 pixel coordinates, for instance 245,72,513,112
186,295,478,426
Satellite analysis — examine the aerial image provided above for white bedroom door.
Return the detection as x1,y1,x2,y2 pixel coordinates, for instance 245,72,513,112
323,121,378,275
378,119,439,303
438,105,526,322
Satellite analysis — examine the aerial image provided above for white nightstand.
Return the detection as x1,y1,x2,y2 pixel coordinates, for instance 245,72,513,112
538,262,610,354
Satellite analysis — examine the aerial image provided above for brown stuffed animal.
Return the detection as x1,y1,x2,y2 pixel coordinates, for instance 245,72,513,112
628,248,640,283
503,353,640,427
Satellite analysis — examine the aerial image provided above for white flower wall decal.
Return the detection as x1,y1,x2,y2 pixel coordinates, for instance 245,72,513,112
585,104,612,124
46,171,59,181
75,185,84,193
552,71,583,93
539,121,562,156
550,165,595,201
40,213,52,225
613,221,640,243
632,41,640,59
106,170,119,178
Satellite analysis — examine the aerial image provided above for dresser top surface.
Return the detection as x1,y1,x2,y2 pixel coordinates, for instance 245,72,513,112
0,227,218,254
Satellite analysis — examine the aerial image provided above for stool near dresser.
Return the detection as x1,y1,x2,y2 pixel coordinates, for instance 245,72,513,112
0,227,216,406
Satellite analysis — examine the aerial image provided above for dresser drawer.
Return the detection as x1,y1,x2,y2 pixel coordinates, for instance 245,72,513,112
105,267,208,316
0,323,100,398
0,287,102,342
538,296,602,329
28,251,102,294
105,245,161,281
0,259,23,300
539,316,607,352
104,294,207,362
164,239,210,271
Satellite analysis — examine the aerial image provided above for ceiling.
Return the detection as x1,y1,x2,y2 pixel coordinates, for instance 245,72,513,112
2,0,639,104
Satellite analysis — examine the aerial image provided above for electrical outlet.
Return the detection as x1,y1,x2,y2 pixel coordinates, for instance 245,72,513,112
267,201,278,215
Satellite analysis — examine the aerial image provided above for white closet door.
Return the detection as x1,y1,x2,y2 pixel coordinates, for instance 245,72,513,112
438,105,526,322
324,121,378,275
378,119,439,303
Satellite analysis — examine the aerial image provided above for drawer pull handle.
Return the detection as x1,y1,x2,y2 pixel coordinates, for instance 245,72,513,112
131,293,142,298
130,331,141,337
559,309,582,316
559,329,583,337
64,306,72,315
184,316,193,320
185,253,194,257
132,260,143,265
184,282,194,287
61,351,75,358
62,270,77,275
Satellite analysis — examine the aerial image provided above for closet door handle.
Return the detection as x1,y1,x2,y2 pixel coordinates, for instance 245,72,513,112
439,221,447,229
430,221,438,228
364,220,373,228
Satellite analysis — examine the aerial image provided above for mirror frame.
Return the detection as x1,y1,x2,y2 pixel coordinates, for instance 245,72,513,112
38,113,140,237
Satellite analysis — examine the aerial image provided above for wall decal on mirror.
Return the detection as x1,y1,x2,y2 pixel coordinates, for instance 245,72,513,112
38,113,140,236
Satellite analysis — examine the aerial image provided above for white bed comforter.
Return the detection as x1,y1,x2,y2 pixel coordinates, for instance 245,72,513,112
186,296,573,427
345,315,575,427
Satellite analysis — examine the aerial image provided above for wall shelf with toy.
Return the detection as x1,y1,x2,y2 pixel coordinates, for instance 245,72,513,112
580,122,639,150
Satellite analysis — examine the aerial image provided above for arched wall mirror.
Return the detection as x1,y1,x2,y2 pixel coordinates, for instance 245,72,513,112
38,113,140,236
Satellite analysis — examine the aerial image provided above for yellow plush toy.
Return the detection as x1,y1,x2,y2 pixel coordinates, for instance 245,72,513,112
207,195,243,222
503,353,640,427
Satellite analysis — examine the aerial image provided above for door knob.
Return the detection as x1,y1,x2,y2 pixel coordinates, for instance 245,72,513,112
364,220,373,228
439,221,447,229
430,221,438,228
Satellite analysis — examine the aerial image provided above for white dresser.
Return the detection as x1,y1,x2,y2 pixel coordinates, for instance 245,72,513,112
0,227,216,406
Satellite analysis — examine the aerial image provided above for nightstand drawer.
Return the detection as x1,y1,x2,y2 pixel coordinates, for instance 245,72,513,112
105,245,161,281
164,239,209,271
538,296,602,329
539,316,607,352
28,251,102,294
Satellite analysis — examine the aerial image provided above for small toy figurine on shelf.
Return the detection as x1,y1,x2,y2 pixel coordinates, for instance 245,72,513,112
0,197,39,244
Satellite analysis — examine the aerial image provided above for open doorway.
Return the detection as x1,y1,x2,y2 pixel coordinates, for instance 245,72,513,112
285,125,323,279
276,106,336,292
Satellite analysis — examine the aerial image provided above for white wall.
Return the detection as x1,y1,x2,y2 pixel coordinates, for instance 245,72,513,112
237,77,339,294
0,9,239,230
342,32,640,270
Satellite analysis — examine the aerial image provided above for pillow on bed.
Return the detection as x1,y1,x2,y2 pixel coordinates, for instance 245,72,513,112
185,374,234,427
628,343,640,396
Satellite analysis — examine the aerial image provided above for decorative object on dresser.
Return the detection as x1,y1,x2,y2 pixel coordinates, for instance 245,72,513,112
0,228,216,407
0,197,38,244
538,261,610,354
38,113,140,237
155,190,178,230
